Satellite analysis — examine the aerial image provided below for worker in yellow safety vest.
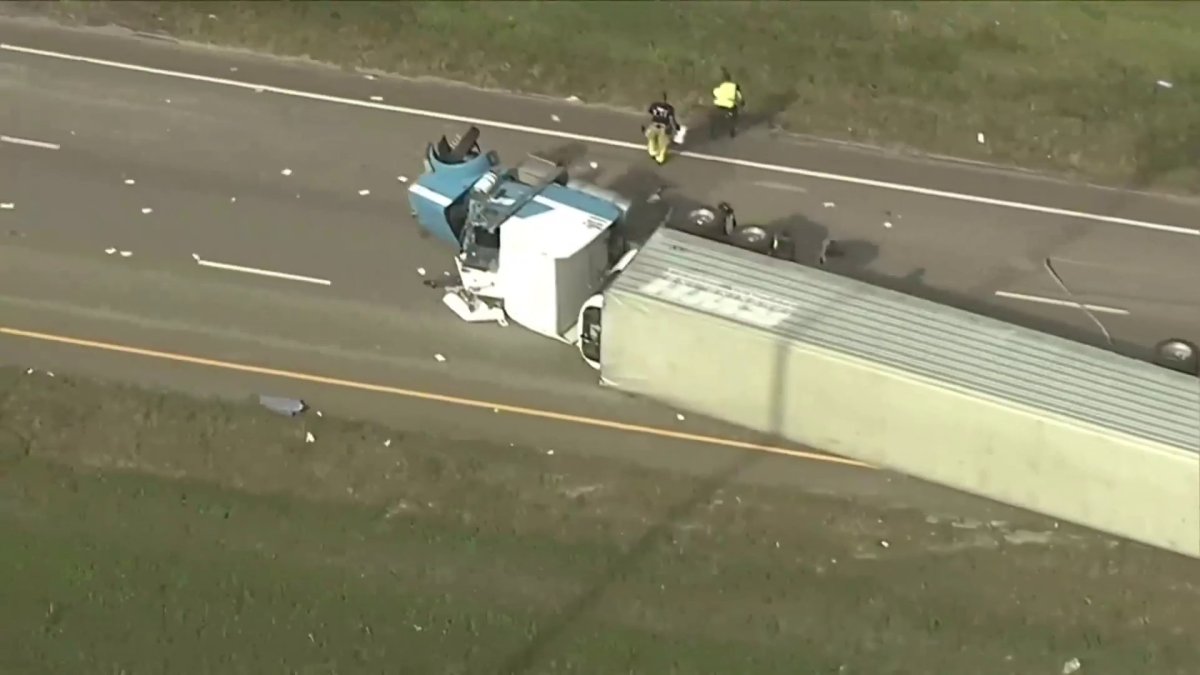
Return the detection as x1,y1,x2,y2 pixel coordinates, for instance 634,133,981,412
710,68,745,139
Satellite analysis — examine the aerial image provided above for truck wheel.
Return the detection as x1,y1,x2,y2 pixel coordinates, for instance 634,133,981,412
729,225,775,255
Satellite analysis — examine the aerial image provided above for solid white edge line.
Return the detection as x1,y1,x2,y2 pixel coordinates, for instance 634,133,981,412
193,256,332,286
3,42,1198,237
993,291,1130,316
1,134,61,150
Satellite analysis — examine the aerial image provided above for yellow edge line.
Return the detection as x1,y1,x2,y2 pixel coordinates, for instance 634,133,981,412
0,326,872,469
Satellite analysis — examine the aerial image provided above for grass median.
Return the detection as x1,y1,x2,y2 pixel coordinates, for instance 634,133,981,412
1,365,1199,673
13,0,1200,191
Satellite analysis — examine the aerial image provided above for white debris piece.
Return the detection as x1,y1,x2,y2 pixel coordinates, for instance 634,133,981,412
164,99,172,104
879,540,890,548
588,161,599,170
230,197,237,203
141,207,153,215
281,168,293,176
417,267,426,276
206,13,217,19
976,132,986,144
566,95,582,103
397,175,408,183
1062,657,1081,674
434,353,447,363
315,410,323,417
676,413,686,421
370,96,384,102
105,248,117,255
1156,80,1174,89
822,201,836,208
364,74,377,81
551,114,561,123
119,250,132,258
358,189,371,196
25,368,33,375
305,431,315,444
546,449,555,456
47,371,54,378
883,220,894,229
0,203,14,210
383,438,391,447
124,179,136,185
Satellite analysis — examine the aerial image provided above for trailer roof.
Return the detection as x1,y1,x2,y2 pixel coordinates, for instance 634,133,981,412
612,228,1200,452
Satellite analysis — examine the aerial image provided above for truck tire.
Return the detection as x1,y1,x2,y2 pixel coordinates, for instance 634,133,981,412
729,225,775,255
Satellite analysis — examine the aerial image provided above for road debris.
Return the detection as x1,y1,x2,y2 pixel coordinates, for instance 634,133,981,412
383,439,392,447
822,201,835,208
676,413,686,421
230,197,237,203
546,449,555,456
363,74,376,81
1156,79,1174,89
883,220,894,229
124,179,136,185
879,540,891,548
358,189,371,196
566,95,582,103
105,248,117,255
140,207,153,215
164,99,172,104
259,395,308,417
1062,657,1081,674
434,353,447,363
119,250,132,258
281,168,293,176
417,267,426,276
976,132,986,144
551,114,561,123
370,96,384,102
315,410,323,418
0,203,14,210
24,368,33,375
305,431,316,444
397,175,408,183
589,161,599,170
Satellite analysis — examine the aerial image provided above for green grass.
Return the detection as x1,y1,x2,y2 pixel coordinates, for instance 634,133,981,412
19,0,1200,190
1,366,1199,673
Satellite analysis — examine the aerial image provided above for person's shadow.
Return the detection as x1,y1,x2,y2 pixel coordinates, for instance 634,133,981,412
681,86,800,153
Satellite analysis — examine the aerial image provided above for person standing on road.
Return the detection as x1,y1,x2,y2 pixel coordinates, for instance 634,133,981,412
711,68,745,139
648,92,681,138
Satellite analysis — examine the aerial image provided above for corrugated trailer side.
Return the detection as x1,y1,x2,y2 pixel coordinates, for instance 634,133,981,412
600,228,1200,558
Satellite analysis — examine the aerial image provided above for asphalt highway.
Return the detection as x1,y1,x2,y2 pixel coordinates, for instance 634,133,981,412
2,18,1199,520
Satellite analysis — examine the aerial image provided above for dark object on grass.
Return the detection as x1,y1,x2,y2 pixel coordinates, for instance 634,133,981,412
258,395,308,417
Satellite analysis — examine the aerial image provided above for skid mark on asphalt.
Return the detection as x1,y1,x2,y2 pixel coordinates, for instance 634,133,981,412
0,325,870,469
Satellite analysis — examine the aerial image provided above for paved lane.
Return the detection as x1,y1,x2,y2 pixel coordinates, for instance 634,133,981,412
4,25,1198,362
1,18,1198,520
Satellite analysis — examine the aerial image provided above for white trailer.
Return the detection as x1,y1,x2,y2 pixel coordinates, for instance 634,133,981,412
587,227,1200,558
